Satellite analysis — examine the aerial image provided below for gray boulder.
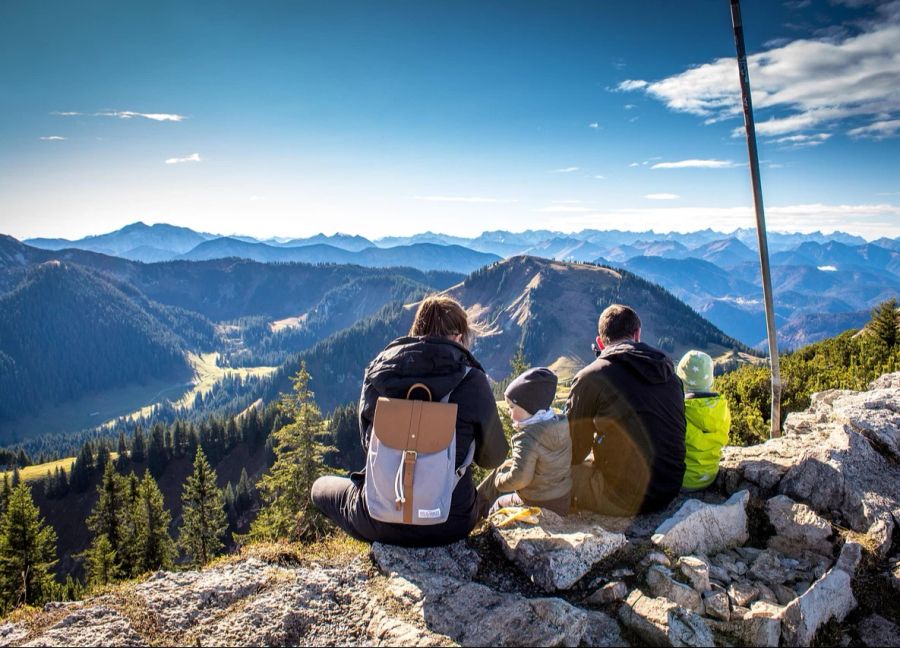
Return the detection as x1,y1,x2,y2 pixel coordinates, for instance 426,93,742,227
645,565,703,613
618,590,714,647
652,491,749,556
721,375,900,558
491,509,626,591
766,495,833,556
781,542,862,647
582,611,630,647
676,556,711,593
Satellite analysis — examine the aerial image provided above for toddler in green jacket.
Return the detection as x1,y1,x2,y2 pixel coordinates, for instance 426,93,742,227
676,350,731,491
477,367,573,517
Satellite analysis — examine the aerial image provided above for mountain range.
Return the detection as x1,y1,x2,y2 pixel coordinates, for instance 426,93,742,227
22,222,899,349
0,234,753,448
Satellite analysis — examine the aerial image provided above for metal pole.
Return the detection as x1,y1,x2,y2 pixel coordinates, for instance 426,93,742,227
729,0,782,438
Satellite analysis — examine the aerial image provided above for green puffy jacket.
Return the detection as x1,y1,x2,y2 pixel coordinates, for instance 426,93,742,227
682,393,731,490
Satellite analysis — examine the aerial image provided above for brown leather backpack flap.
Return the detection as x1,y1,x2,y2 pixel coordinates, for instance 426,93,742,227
373,397,458,452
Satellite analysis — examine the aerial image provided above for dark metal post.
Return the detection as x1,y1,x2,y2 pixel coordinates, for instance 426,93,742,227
730,0,782,438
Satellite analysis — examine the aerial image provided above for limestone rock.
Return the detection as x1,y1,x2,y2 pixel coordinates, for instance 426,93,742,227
858,614,900,648
645,565,703,613
721,375,900,559
639,552,672,570
19,605,144,647
618,590,714,647
766,495,833,556
676,556,710,592
581,611,630,647
727,580,759,608
707,601,783,648
491,509,626,591
701,588,730,622
585,581,629,605
651,491,749,556
781,543,861,647
0,623,28,647
372,539,589,647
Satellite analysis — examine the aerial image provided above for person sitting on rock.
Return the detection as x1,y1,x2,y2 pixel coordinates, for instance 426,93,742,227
310,295,509,547
566,304,686,516
476,367,573,517
676,350,731,492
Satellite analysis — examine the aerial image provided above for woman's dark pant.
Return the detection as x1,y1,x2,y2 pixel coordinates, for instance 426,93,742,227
311,474,477,547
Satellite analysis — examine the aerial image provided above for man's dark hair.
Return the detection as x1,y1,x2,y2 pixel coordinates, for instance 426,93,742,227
598,304,641,344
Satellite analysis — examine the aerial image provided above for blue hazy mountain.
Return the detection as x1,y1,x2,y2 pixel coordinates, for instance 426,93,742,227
26,222,212,261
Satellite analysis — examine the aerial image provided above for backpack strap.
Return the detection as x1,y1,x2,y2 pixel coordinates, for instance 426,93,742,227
445,367,475,484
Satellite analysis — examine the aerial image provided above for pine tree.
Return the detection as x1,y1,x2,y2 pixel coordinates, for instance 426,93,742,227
86,463,127,570
95,442,111,475
116,431,130,473
11,466,21,487
82,533,119,588
510,344,530,377
178,448,227,567
148,425,168,478
871,298,899,349
0,484,58,610
131,426,147,463
132,473,175,573
235,468,252,512
249,364,333,543
223,482,237,525
0,475,10,514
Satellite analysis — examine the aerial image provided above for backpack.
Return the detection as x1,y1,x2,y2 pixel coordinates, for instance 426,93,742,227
364,372,474,525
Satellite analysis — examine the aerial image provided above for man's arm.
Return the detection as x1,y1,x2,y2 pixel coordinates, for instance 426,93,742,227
566,371,599,464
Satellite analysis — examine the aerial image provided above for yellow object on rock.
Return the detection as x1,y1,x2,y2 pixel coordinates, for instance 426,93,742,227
491,506,542,527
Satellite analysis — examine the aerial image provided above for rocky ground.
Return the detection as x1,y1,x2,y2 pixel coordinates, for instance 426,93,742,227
2,373,899,647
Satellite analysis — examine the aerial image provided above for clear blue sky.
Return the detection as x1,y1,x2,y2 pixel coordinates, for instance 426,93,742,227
1,0,898,240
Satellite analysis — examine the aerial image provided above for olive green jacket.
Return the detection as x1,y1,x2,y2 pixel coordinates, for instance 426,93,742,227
494,415,573,503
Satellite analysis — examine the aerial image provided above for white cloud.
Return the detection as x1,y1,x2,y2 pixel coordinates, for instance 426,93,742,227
624,104,636,110
548,202,900,240
588,122,600,129
616,80,648,92
848,118,900,139
876,191,900,196
817,265,838,272
165,153,201,164
538,205,593,213
413,196,517,203
594,175,606,180
39,136,66,141
651,159,739,169
616,9,900,141
628,162,640,167
97,111,186,122
771,132,832,147
644,193,680,200
51,111,81,116
552,166,580,173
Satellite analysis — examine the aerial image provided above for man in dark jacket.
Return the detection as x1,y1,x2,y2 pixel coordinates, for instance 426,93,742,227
566,304,686,516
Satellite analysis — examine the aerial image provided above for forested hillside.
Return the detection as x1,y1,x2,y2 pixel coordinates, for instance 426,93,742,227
718,299,900,445
0,262,214,428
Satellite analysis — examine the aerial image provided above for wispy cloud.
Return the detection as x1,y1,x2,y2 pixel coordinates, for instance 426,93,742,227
771,132,831,147
628,162,640,168
594,175,606,180
848,118,900,140
616,80,648,92
876,191,900,196
644,193,680,200
615,4,900,142
54,109,186,122
538,205,593,213
165,153,201,164
98,111,186,122
588,123,600,129
413,196,517,203
552,166,580,173
39,136,66,141
651,159,739,169
549,203,900,240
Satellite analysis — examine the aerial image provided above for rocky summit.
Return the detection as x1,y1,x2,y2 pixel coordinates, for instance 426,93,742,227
2,373,899,647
